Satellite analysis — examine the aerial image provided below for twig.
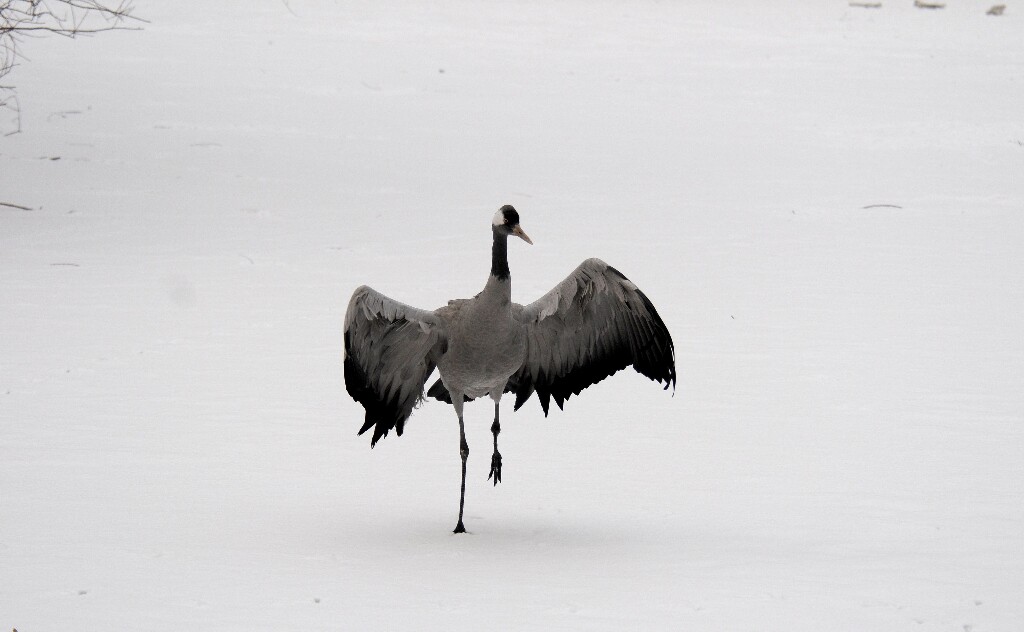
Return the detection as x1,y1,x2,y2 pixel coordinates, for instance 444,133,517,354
0,85,20,134
1,201,33,210
2,1,144,134
862,204,903,209
2,24,144,36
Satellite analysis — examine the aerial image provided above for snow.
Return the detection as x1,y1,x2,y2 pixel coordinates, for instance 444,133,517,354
2,0,1023,629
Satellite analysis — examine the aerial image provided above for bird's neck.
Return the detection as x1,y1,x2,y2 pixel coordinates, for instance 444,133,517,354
486,230,512,301
490,231,510,281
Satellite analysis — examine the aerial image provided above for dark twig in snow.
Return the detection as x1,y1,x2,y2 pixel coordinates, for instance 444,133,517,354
1,200,33,210
0,84,19,133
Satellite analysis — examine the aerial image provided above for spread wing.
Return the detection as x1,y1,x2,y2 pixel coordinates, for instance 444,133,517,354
509,258,676,414
344,286,447,446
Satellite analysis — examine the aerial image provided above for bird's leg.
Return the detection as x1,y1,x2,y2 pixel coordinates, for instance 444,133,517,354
487,399,502,485
454,398,469,534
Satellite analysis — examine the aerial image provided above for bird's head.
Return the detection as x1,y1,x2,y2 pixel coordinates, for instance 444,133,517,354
492,204,533,244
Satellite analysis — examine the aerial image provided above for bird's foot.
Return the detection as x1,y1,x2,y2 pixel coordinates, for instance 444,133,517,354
487,450,502,485
453,520,466,534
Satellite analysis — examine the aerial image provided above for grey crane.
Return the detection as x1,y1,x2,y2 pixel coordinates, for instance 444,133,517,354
343,205,676,533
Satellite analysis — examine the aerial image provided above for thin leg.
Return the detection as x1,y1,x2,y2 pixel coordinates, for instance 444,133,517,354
487,400,502,485
453,398,469,534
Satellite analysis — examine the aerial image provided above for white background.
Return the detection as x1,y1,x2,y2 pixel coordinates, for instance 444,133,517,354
2,1,1022,629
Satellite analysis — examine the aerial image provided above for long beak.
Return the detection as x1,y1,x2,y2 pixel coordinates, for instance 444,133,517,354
512,225,533,245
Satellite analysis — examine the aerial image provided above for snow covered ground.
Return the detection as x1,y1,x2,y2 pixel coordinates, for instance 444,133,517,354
2,0,1023,629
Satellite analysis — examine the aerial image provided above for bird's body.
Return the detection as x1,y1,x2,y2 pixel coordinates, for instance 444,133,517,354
435,275,525,402
343,205,675,533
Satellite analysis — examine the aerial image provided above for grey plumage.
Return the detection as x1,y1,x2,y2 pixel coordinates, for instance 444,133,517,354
508,258,676,413
343,287,445,446
343,206,675,532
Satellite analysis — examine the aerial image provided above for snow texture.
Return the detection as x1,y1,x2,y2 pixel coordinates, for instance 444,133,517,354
2,1,1023,630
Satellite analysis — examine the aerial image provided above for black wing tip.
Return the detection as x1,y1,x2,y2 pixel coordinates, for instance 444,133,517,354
357,416,403,448
633,284,677,391
345,354,412,448
603,262,677,392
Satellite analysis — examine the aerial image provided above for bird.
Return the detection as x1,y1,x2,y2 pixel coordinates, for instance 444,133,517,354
343,205,676,533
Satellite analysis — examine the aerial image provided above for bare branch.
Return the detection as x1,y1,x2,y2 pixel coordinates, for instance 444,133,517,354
0,86,19,134
1,0,143,133
1,200,34,210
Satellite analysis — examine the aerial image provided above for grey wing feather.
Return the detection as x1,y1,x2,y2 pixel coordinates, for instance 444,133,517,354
509,258,676,414
343,286,446,446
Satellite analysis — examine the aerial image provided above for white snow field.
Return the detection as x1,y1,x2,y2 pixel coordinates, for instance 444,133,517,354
2,0,1023,629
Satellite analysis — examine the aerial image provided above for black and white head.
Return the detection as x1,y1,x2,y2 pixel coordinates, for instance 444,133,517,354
491,204,533,244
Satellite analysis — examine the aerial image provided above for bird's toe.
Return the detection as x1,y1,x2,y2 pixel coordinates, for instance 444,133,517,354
487,450,502,485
